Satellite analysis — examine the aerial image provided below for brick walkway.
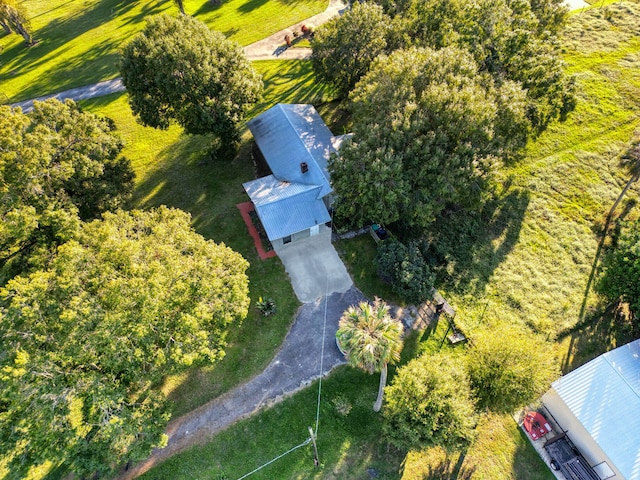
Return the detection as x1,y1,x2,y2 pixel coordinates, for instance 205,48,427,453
237,201,276,260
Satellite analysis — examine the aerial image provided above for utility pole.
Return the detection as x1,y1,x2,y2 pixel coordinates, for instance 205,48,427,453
308,426,319,467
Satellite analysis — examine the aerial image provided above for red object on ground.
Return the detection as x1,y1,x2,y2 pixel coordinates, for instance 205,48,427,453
237,202,276,260
523,412,552,440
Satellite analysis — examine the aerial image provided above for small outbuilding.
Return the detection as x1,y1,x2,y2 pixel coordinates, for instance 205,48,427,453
542,339,640,480
243,104,348,248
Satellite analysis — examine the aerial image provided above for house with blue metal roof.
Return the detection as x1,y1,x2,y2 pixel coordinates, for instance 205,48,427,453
542,339,640,479
243,104,347,247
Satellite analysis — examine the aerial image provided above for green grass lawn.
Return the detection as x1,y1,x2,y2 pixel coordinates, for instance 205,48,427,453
136,3,640,478
0,0,327,103
79,59,332,418
139,367,403,480
140,317,552,480
6,1,640,478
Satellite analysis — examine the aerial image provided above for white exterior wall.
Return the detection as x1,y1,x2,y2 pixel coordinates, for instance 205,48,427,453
271,224,331,250
543,388,625,479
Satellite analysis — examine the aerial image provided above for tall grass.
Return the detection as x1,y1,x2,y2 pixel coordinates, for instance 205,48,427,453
437,4,640,351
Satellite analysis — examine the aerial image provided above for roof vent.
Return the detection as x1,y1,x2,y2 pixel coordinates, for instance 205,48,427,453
300,162,308,174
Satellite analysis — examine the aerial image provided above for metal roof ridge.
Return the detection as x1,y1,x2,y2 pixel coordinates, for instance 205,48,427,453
277,103,329,178
265,183,323,205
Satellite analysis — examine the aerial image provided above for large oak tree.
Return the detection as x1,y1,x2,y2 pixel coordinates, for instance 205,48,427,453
330,46,528,230
376,0,574,130
0,207,250,478
0,100,134,277
120,14,263,158
311,2,391,97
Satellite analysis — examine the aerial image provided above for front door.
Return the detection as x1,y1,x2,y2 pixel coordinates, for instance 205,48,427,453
310,224,319,236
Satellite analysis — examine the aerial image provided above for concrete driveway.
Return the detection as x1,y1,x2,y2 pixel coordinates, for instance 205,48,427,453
274,225,353,303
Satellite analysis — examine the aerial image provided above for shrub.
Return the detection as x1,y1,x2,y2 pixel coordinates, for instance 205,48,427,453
256,296,277,316
376,239,434,304
467,324,560,413
383,353,477,451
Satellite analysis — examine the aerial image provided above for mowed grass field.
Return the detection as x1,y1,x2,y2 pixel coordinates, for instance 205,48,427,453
79,59,334,418
137,3,640,479
0,0,327,103
3,0,639,478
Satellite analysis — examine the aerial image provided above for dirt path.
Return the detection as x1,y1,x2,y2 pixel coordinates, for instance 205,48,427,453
117,287,366,479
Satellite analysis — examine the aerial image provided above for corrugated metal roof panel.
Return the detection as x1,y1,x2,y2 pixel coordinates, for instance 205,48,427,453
243,175,319,206
254,188,330,241
552,339,640,479
247,104,334,197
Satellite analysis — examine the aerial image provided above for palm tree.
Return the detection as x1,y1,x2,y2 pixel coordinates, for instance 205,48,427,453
336,298,403,412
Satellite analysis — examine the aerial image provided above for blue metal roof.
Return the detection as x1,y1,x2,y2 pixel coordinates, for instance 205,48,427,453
243,104,339,241
254,188,331,241
552,339,640,479
247,104,335,198
243,175,319,207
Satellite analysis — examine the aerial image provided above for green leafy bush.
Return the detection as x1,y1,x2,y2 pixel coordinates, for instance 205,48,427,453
383,352,477,451
376,239,434,304
256,296,277,316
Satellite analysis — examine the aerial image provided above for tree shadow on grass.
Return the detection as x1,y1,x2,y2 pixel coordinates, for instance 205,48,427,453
574,137,640,328
558,301,636,373
3,0,164,101
193,0,225,17
130,131,255,248
237,0,270,14
426,179,530,298
560,155,640,372
421,451,476,480
251,60,333,116
510,427,555,480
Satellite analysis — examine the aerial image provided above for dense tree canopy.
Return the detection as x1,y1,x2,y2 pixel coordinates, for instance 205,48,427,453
336,298,403,412
0,100,134,277
466,324,559,413
0,207,250,477
598,218,640,322
330,46,528,229
120,14,263,156
375,0,574,130
311,2,391,97
383,353,476,451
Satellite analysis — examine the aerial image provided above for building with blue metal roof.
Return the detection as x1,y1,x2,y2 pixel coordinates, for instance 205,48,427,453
543,339,640,479
243,104,346,247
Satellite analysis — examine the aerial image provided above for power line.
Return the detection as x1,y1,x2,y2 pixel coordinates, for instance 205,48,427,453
235,438,311,480
315,276,330,436
235,228,334,478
